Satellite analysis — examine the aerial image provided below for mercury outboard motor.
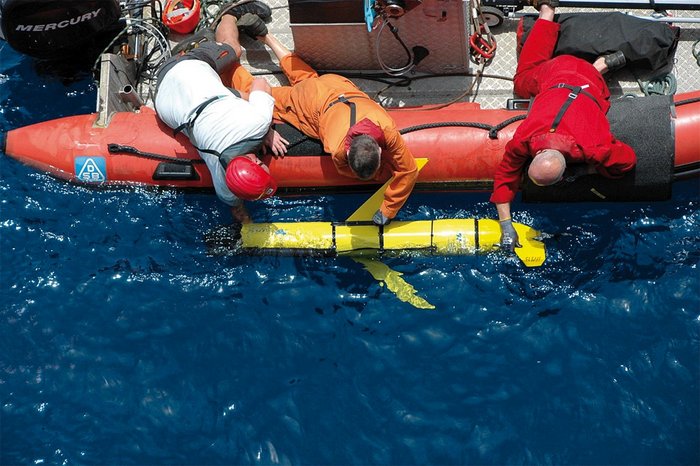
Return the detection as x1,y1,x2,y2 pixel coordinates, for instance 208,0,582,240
0,0,122,60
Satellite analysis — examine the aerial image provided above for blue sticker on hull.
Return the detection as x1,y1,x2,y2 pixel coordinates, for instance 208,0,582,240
75,157,107,182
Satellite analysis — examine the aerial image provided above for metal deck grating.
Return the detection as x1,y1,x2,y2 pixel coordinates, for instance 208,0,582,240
238,1,700,110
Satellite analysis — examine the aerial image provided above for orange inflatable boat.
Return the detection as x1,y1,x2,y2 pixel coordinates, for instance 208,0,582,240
3,90,699,202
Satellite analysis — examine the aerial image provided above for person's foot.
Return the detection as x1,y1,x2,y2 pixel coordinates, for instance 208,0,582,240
529,0,558,10
602,50,626,73
236,13,268,39
222,1,272,22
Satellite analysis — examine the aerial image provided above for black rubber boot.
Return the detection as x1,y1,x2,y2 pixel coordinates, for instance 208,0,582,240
222,1,272,22
236,13,268,39
602,51,627,73
529,0,559,10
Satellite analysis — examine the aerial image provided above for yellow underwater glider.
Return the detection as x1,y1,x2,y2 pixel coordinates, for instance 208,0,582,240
241,160,545,264
214,159,546,308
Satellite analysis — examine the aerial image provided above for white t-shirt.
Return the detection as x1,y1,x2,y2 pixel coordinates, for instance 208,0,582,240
155,59,274,206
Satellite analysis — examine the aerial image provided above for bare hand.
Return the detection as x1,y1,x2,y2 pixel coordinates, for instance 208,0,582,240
231,203,251,224
251,77,272,95
263,128,289,158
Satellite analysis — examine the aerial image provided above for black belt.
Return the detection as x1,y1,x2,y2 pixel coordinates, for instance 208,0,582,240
547,83,602,133
324,95,368,127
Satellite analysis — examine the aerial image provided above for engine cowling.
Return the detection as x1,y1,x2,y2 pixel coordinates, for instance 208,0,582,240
0,0,121,60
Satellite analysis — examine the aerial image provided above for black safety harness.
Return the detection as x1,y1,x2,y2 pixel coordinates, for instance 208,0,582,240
172,94,263,167
324,94,366,126
173,95,226,140
547,83,602,133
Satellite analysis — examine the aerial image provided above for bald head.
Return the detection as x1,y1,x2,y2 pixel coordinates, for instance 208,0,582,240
528,149,566,186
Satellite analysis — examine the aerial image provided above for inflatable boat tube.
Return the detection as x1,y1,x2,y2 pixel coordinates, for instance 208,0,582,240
3,90,699,202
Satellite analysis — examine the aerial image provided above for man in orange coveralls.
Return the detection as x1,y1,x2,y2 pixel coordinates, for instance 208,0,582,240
491,0,636,251
226,32,418,225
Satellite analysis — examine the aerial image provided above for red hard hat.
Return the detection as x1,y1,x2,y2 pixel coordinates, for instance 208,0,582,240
163,0,201,34
225,154,277,201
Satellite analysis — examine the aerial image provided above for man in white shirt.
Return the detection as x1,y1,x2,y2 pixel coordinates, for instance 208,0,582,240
155,3,286,222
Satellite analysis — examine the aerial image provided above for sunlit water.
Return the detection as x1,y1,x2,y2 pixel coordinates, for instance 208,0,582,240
1,43,698,465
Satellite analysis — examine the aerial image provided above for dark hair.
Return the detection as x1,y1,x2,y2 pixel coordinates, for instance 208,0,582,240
348,135,380,180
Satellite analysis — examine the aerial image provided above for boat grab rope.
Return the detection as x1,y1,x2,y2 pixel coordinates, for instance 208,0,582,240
399,114,526,139
674,95,700,107
108,143,205,164
674,161,700,180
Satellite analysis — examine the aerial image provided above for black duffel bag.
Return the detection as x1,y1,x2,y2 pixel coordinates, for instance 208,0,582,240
518,12,680,73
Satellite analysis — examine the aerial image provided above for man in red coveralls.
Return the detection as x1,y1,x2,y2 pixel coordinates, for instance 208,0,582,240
224,32,418,226
491,0,636,251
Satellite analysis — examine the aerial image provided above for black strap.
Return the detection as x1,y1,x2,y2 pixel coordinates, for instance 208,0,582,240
325,94,364,127
551,83,601,108
173,95,227,137
547,83,602,133
217,137,265,169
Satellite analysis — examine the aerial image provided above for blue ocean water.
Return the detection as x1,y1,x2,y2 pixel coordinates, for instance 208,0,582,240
1,42,699,465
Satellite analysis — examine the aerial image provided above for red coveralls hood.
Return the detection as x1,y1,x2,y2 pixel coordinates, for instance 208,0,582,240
343,118,387,152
